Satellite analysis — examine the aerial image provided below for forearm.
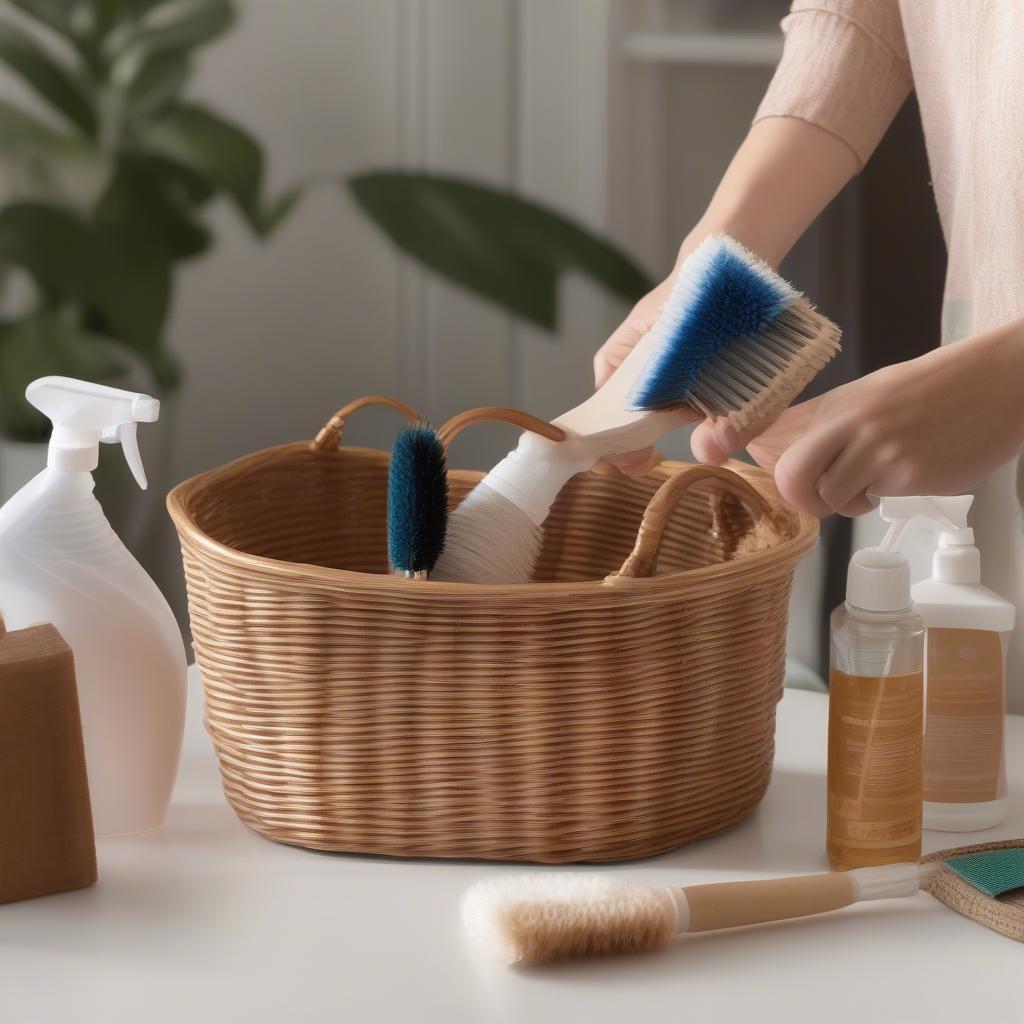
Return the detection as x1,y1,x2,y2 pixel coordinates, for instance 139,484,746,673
680,117,861,269
948,318,1024,453
594,112,862,395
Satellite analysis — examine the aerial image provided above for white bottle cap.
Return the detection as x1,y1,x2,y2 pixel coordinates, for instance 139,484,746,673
934,527,981,584
846,547,912,612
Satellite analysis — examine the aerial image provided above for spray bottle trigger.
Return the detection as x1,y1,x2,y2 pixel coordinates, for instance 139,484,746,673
116,421,147,490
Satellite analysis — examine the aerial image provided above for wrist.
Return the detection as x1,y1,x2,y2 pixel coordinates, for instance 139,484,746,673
678,213,788,272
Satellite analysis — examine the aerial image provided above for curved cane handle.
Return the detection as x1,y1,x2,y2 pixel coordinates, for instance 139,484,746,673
437,407,565,448
613,465,771,580
312,395,424,451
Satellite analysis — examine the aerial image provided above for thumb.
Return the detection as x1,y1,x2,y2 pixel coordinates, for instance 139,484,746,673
690,418,759,466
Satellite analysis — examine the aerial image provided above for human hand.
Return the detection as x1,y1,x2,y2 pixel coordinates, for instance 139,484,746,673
690,323,1024,517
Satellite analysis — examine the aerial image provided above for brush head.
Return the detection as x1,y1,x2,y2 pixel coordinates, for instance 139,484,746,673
387,425,449,577
430,483,541,584
462,874,675,966
631,235,840,430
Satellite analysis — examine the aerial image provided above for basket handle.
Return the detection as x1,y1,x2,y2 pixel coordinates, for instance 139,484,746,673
437,407,566,447
612,464,772,580
312,395,425,451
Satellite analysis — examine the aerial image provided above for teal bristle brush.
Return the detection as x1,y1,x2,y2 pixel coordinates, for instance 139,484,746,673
432,234,841,584
462,840,1024,966
387,425,448,579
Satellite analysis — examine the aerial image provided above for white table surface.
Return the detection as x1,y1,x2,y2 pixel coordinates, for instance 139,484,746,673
4,667,1023,1024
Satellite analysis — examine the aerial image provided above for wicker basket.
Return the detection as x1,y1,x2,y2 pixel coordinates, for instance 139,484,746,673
168,396,817,863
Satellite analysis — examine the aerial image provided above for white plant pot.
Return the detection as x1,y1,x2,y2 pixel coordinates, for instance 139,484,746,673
0,438,46,504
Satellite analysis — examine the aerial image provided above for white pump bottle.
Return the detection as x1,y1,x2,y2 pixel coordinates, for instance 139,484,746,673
0,377,187,836
879,496,1014,831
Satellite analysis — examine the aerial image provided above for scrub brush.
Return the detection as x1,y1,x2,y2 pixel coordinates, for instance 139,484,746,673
462,862,936,966
387,424,448,579
431,235,840,584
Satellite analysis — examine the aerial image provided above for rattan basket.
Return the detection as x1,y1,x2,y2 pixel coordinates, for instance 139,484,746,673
168,396,817,863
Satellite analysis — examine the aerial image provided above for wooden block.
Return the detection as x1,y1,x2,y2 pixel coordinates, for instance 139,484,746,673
0,621,97,904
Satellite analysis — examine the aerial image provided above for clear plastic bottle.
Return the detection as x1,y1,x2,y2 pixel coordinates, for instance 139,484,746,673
827,548,925,870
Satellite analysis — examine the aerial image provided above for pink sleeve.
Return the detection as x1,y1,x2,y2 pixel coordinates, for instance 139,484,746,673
755,1,913,167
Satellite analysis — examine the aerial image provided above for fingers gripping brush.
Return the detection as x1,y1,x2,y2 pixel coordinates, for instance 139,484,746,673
387,425,448,579
431,235,840,584
462,862,938,966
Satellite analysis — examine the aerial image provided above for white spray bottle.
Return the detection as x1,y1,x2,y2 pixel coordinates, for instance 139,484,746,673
0,377,186,836
879,496,1014,831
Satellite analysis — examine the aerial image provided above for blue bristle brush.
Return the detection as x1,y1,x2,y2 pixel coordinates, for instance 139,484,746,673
387,425,448,579
432,235,841,584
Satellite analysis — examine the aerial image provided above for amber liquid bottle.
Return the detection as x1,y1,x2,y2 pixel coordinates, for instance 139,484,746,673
827,549,925,871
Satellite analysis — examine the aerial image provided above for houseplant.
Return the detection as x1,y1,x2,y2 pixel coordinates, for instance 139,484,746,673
0,0,652,496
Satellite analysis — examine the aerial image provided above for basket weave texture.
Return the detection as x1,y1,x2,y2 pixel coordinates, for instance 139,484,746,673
168,398,817,863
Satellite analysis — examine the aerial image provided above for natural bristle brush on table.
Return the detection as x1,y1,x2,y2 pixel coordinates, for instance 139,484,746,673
462,840,1024,966
431,234,841,585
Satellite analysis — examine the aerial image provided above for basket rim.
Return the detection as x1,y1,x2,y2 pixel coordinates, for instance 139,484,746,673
167,442,818,598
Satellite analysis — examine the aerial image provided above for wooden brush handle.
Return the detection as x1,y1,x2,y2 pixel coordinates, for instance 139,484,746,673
613,464,771,580
437,407,566,447
312,395,424,451
678,873,857,934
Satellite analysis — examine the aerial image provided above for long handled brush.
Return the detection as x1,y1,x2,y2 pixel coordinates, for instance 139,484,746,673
432,235,840,584
462,863,936,966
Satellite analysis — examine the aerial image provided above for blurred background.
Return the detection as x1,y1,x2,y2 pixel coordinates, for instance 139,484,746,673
0,0,945,681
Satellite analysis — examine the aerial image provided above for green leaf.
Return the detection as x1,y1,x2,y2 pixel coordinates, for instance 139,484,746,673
144,102,259,213
257,183,304,236
0,17,96,136
348,172,654,330
107,0,233,64
93,1,177,37
0,98,94,160
0,311,128,440
7,1,108,78
90,232,171,366
143,152,215,205
0,201,171,371
142,101,300,235
0,201,95,298
95,155,211,261
125,49,190,121
6,1,83,37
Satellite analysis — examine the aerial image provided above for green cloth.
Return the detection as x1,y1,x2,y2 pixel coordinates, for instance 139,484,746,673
944,848,1024,898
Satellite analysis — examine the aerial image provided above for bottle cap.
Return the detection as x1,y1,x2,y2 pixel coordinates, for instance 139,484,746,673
934,526,981,583
846,547,911,612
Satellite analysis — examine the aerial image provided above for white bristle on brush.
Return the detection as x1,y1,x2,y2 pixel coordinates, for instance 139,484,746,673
431,235,840,586
462,863,937,966
431,484,541,585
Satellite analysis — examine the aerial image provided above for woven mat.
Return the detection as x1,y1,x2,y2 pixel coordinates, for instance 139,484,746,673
922,838,1024,942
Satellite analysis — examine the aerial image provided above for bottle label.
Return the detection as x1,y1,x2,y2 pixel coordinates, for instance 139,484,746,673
828,670,923,858
924,628,1005,803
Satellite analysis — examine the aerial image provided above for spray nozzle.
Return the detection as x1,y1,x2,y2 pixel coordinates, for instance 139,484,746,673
877,495,974,553
26,376,160,490
878,494,980,585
